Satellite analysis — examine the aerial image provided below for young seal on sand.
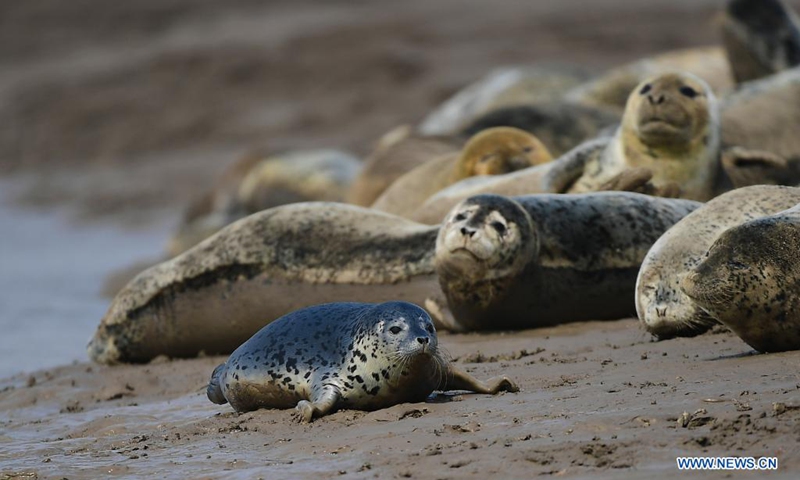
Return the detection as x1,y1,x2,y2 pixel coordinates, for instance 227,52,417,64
207,301,519,422
434,192,699,332
680,203,800,353
371,127,552,218
410,72,720,224
636,185,800,340
90,203,442,364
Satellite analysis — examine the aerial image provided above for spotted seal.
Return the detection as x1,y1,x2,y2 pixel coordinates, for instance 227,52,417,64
371,127,552,218
636,185,800,340
206,301,519,422
89,203,443,364
680,203,800,352
433,192,700,332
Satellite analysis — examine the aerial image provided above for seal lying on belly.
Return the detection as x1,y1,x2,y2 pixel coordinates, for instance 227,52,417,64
89,203,442,364
680,203,800,353
207,301,519,422
434,192,700,332
636,185,800,340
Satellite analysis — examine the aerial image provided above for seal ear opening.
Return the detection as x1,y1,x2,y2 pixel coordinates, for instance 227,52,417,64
207,363,228,405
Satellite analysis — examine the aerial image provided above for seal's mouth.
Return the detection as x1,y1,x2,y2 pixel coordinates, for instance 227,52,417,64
448,247,482,260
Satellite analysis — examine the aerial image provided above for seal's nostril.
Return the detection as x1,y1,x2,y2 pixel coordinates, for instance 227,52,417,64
417,337,429,344
460,227,475,237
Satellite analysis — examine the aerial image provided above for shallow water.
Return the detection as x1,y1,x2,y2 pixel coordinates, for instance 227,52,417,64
0,188,171,378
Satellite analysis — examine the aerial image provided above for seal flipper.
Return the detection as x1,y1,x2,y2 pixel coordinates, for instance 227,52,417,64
720,146,797,188
207,363,228,405
541,139,608,193
441,365,519,394
295,385,340,423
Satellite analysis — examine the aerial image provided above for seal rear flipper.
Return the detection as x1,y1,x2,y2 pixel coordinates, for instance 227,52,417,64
207,363,228,405
441,365,519,394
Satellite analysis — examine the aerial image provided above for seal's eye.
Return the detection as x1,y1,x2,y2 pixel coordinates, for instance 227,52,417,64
639,84,652,95
389,326,402,335
491,221,506,234
679,86,697,98
522,146,533,153
425,324,435,334
454,213,466,221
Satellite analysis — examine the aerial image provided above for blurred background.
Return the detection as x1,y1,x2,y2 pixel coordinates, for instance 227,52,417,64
0,0,794,376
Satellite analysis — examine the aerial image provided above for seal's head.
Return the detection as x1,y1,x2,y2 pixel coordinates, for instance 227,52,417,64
623,72,718,151
635,256,717,339
455,127,552,180
367,301,440,359
435,194,537,282
680,215,800,351
721,0,800,83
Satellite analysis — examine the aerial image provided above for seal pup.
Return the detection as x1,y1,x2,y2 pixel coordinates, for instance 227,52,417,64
346,126,463,206
680,203,800,352
169,149,361,256
410,72,720,224
371,127,552,218
434,193,700,332
720,0,800,84
636,185,800,339
90,203,443,364
207,301,519,422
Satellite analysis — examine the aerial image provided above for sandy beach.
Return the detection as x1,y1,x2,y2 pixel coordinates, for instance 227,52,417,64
2,0,800,478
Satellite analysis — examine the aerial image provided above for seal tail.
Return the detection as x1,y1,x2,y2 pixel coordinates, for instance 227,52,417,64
207,363,228,405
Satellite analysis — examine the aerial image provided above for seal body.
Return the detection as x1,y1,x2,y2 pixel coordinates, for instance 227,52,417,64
169,149,361,256
636,185,800,339
90,203,441,364
721,67,800,173
434,192,700,331
720,0,800,84
371,127,552,218
417,65,592,136
681,203,800,352
207,301,519,421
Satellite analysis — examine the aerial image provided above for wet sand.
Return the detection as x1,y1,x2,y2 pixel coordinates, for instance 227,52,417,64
2,321,799,479
3,0,800,478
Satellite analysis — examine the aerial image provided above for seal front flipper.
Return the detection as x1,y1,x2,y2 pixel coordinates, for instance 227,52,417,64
295,386,341,423
442,365,519,394
599,168,682,198
540,139,607,193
